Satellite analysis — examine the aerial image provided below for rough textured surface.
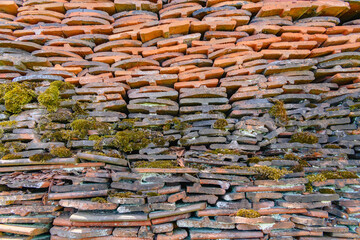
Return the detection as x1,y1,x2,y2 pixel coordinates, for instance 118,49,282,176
1,0,360,239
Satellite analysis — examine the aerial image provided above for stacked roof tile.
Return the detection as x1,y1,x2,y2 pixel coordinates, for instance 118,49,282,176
1,0,360,239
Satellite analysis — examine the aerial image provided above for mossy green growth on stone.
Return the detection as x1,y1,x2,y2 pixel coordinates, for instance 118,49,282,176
222,165,291,181
146,192,160,196
3,84,36,113
207,149,242,155
70,119,112,138
41,130,74,142
324,144,341,149
29,153,53,162
319,188,336,194
0,121,17,127
322,170,358,179
133,160,180,168
91,197,108,203
284,153,300,161
269,99,288,124
213,119,228,130
236,209,260,218
2,153,22,160
50,146,72,158
4,141,27,153
111,129,165,152
247,156,279,163
108,192,133,198
38,85,60,112
251,166,292,181
305,173,327,192
290,132,318,144
38,81,74,113
50,80,74,92
117,118,137,130
163,117,190,131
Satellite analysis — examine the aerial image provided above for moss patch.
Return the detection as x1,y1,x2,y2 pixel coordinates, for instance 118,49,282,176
0,121,17,127
50,147,72,158
306,173,327,192
2,153,22,160
290,132,318,144
319,188,336,194
322,171,358,179
29,153,53,162
269,100,288,123
163,117,190,131
108,192,133,198
213,119,228,130
236,209,260,218
207,149,243,155
222,166,291,181
146,192,160,197
91,197,108,203
3,84,36,113
111,129,165,153
133,160,180,168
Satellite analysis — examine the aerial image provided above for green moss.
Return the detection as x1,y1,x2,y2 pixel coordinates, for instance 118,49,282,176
0,121,17,127
146,192,160,197
29,153,53,162
319,188,336,194
50,80,74,92
50,147,72,158
38,81,74,113
284,153,300,161
290,132,318,144
133,160,181,168
290,164,304,173
118,119,137,130
41,130,75,142
247,156,278,163
111,129,165,153
213,119,228,130
252,166,292,181
49,109,73,123
38,85,60,112
306,173,327,192
70,119,112,138
108,192,133,198
91,197,107,203
4,84,36,113
269,100,288,123
236,209,260,218
222,166,291,181
4,141,26,153
207,149,243,155
163,118,190,131
322,171,358,179
2,153,22,160
89,135,101,141
324,144,341,149
72,101,88,116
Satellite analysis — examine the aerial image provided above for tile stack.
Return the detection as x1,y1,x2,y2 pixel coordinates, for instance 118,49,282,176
1,0,360,239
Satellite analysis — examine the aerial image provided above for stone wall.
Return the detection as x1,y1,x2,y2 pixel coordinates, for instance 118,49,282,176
1,0,360,239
